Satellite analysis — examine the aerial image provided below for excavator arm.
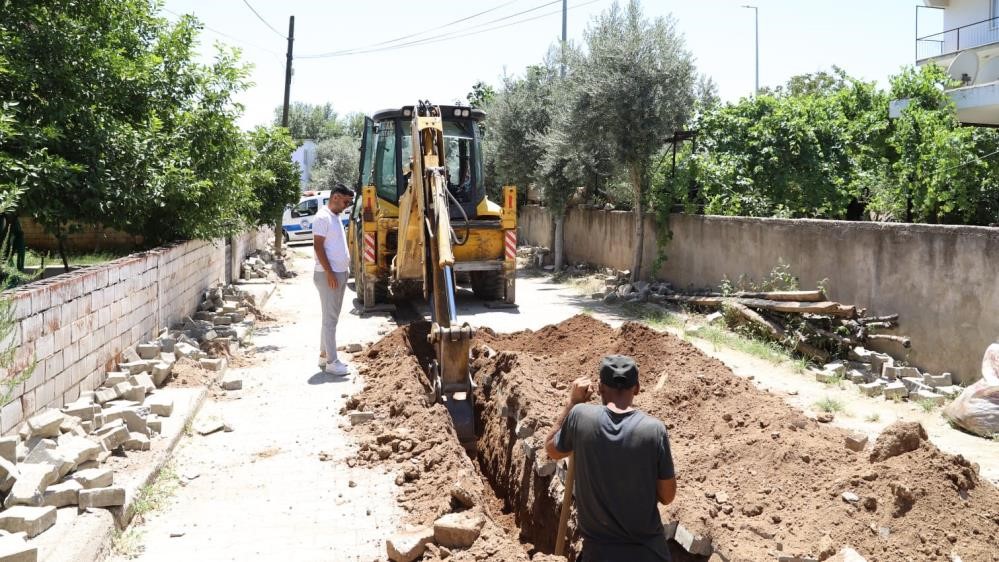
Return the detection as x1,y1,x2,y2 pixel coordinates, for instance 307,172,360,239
394,102,477,450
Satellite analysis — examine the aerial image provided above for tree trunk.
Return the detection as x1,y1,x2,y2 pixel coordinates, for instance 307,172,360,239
273,212,284,257
553,212,565,271
57,234,69,273
630,165,644,283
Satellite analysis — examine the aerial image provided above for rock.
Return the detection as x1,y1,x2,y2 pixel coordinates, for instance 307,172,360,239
814,370,841,384
450,484,476,508
0,532,37,561
221,372,242,391
78,486,126,508
25,410,64,439
71,468,113,489
350,412,375,426
828,547,868,562
842,491,860,503
42,480,82,508
386,527,434,562
4,464,59,508
816,413,834,423
869,422,927,462
846,369,869,384
816,533,837,560
158,336,177,353
144,394,174,417
124,432,151,451
194,416,225,436
345,343,363,354
845,433,868,452
883,381,907,400
433,511,486,548
0,506,56,538
706,311,725,325
934,385,963,399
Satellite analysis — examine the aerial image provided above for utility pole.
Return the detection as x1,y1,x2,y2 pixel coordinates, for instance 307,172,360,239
276,15,295,255
742,5,759,96
560,0,567,77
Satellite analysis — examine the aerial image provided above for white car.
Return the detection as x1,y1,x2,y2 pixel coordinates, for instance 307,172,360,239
282,191,348,243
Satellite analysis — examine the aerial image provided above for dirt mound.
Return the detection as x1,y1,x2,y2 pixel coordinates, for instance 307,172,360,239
869,421,928,462
354,316,999,562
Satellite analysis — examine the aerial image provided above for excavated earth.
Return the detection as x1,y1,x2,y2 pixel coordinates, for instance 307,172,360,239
350,315,999,562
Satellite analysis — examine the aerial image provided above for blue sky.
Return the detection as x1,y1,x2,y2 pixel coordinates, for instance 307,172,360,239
161,0,943,129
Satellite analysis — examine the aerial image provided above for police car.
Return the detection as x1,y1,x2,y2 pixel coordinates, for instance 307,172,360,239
281,190,349,243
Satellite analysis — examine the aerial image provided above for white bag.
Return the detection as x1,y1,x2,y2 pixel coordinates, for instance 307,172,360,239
943,343,999,437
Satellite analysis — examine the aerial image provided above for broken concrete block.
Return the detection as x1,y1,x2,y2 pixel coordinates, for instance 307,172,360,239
144,395,174,417
61,402,99,422
848,347,875,362
118,361,148,376
93,387,119,405
121,385,146,403
152,362,172,387
136,343,161,360
4,464,59,508
26,410,64,439
123,432,150,451
871,353,894,377
0,436,17,464
0,506,56,538
386,527,434,562
0,457,18,494
673,522,713,556
349,412,374,426
160,352,177,365
96,426,129,452
122,348,142,364
858,382,884,397
147,416,162,434
24,442,75,479
883,381,908,400
71,468,113,489
199,358,227,372
102,373,128,387
913,389,947,406
923,373,952,388
78,486,125,508
128,373,156,395
934,385,963,399
220,372,242,391
194,416,225,436
0,532,38,561
900,377,932,394
158,336,176,353
212,315,232,326
883,365,920,381
845,433,869,452
433,511,486,548
56,434,100,466
813,369,841,384
174,342,200,359
846,369,869,384
42,480,82,508
823,361,847,376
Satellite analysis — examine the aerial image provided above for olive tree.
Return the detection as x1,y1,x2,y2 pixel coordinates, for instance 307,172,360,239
569,1,697,281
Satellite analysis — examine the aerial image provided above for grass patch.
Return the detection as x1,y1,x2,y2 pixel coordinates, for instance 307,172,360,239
688,324,788,363
918,399,939,413
183,419,194,437
814,396,845,413
789,357,811,375
23,249,129,267
132,462,180,520
112,528,145,558
865,412,881,423
567,275,606,296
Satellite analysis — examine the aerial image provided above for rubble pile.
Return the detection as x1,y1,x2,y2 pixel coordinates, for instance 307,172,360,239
184,285,257,360
241,249,293,280
813,348,962,405
515,246,551,269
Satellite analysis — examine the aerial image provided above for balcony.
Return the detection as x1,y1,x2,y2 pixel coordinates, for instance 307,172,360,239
917,16,999,63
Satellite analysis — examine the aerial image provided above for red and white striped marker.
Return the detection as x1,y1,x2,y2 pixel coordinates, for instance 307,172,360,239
363,233,376,263
504,230,516,261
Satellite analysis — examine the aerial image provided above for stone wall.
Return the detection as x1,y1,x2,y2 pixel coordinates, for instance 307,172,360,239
0,228,270,434
518,205,999,384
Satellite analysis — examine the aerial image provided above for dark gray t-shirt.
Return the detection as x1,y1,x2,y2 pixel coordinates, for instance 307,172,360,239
555,404,675,562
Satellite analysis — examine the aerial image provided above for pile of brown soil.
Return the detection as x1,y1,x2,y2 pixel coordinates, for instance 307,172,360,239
353,315,999,562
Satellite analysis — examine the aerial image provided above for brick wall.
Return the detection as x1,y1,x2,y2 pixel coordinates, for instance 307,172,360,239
0,228,270,434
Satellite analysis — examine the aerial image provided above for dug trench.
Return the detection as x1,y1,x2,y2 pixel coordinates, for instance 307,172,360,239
347,315,999,562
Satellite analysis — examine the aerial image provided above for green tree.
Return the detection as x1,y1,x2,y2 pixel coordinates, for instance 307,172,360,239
466,81,496,108
275,102,344,141
309,136,360,191
248,125,301,253
568,1,697,281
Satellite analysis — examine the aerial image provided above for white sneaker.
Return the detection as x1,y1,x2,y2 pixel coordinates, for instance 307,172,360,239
325,360,350,376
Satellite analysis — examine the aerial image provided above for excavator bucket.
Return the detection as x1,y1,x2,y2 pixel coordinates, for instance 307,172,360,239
443,392,476,452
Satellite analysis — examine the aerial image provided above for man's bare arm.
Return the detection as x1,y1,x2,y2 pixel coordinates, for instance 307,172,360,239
543,377,592,461
657,478,677,505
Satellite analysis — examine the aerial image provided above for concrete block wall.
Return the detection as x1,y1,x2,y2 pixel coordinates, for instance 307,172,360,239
519,205,999,385
0,229,267,434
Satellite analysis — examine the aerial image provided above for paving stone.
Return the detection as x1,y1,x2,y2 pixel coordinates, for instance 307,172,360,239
386,527,434,562
4,464,59,508
0,506,56,538
0,532,37,562
199,358,227,372
42,480,82,508
349,412,374,426
144,395,174,417
160,352,177,365
55,434,100,466
72,468,114,489
128,374,156,395
78,486,125,508
213,315,232,326
220,372,242,391
59,415,85,436
923,373,952,388
913,389,947,406
0,437,17,464
845,433,868,452
433,511,486,548
25,410,64,439
151,362,173,387
883,381,908,400
123,432,150,451
136,343,161,360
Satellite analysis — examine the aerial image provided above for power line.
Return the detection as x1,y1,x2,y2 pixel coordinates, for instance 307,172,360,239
354,0,521,52
299,0,567,59
240,0,287,40
162,7,283,59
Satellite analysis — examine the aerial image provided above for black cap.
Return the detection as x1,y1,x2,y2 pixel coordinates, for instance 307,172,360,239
599,355,639,389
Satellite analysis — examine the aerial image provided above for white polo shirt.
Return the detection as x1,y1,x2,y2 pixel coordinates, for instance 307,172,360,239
313,206,350,273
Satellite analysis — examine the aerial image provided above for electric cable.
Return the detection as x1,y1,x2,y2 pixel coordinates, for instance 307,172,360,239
240,0,288,40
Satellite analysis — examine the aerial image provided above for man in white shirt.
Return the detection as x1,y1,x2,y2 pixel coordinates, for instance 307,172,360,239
313,183,354,375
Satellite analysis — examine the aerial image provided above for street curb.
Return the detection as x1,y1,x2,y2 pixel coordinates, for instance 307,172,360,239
40,387,209,562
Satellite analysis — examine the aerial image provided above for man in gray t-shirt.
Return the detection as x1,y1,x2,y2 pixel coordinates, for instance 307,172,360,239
545,355,677,562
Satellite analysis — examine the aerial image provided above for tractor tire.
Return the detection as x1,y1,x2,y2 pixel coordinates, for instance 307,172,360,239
470,271,504,301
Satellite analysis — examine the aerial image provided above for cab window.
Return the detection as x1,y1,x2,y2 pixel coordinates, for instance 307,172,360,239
374,121,397,202
443,120,480,205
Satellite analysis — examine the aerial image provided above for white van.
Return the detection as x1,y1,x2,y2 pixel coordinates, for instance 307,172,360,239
281,191,348,243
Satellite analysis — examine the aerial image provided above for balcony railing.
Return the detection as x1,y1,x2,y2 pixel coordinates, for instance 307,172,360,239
917,17,999,61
